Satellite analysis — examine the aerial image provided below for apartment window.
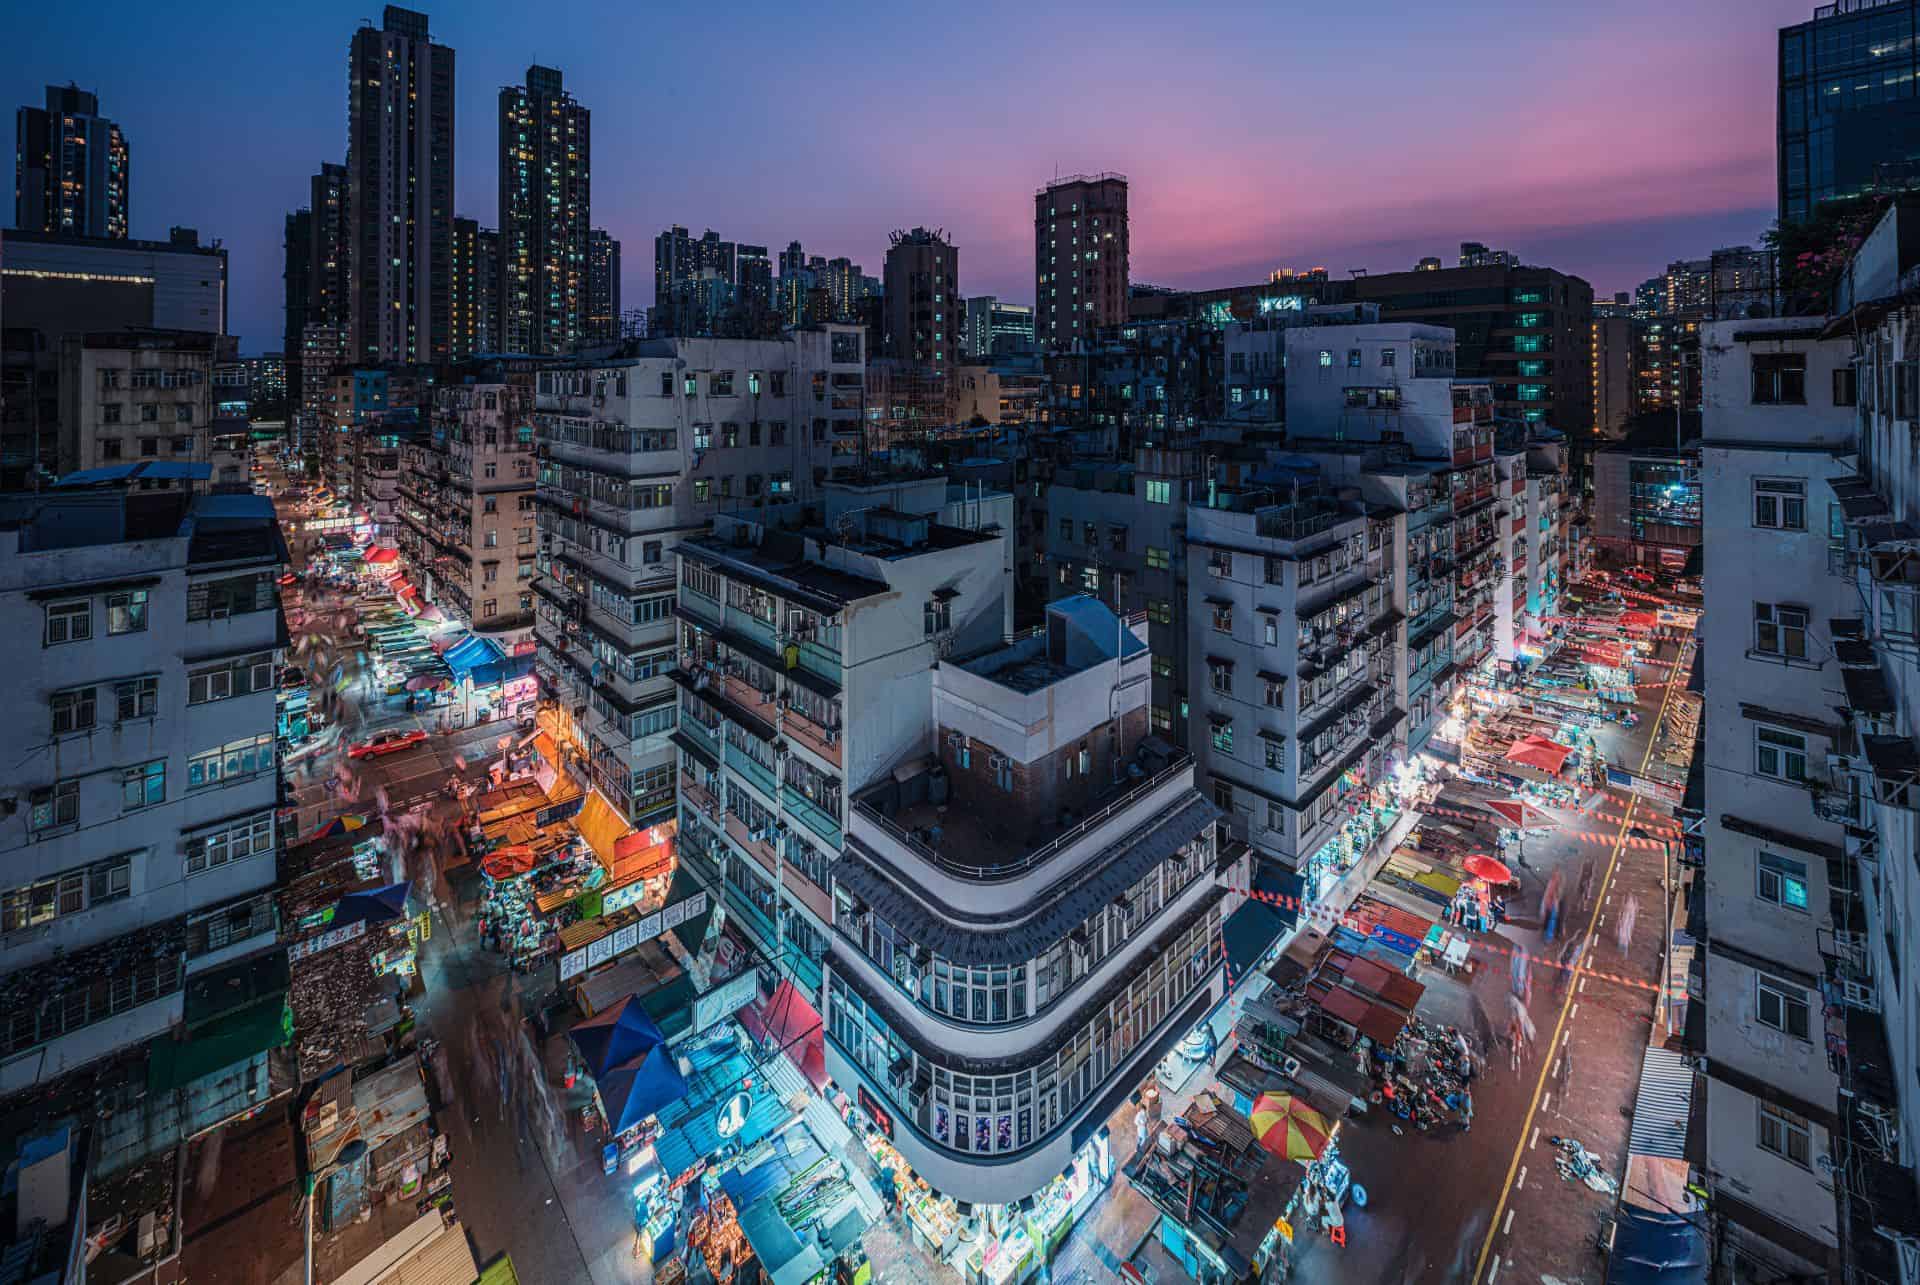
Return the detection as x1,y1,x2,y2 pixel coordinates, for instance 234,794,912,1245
1263,617,1278,646
712,371,734,397
1210,721,1234,754
175,404,193,424
1756,852,1809,911
1752,478,1806,530
1109,525,1128,553
29,780,79,832
924,596,952,637
1146,546,1169,570
1145,480,1171,504
1758,1101,1812,1168
995,757,1014,792
1754,725,1808,782
102,439,123,460
186,735,273,790
1208,662,1232,695
1264,739,1285,770
1880,588,1918,639
1058,518,1073,542
684,374,697,397
140,406,158,424
1149,600,1172,625
50,686,97,735
106,590,148,634
693,479,711,502
122,758,167,810
1380,348,1396,368
1213,780,1234,811
1755,973,1811,1040
45,599,91,645
1318,350,1333,368
103,403,122,423
1153,656,1174,679
1751,353,1806,405
1151,705,1172,733
1752,603,1808,659
188,653,272,705
1833,367,1858,406
116,676,158,721
185,812,274,875
660,372,674,397
1211,604,1233,633
1263,679,1284,707
1080,565,1100,592
1347,349,1361,368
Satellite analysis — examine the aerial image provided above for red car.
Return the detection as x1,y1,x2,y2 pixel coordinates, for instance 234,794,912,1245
347,729,429,760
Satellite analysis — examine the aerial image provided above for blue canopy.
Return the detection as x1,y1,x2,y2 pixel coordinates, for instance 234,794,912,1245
443,634,505,681
595,1043,689,1133
471,653,535,688
332,882,410,926
568,994,668,1079
1605,1207,1709,1285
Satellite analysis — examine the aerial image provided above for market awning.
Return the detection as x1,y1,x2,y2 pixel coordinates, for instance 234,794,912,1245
575,787,639,871
1506,734,1573,775
569,994,669,1079
472,653,535,688
610,819,677,884
444,634,505,681
738,980,828,1090
1223,897,1293,980
365,546,400,564
332,881,410,926
147,991,290,1092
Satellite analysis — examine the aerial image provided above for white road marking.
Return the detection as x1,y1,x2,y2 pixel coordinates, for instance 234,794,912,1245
1530,1127,1540,1150
1488,1256,1501,1283
1570,1003,1580,1020
1550,1059,1561,1078
1579,977,1588,995
1503,1209,1515,1237
1515,1166,1527,1191
1541,1093,1552,1115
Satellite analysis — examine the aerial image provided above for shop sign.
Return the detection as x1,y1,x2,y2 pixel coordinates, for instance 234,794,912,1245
1606,766,1683,806
602,881,648,915
714,1091,752,1139
611,923,639,956
559,889,711,981
857,1086,894,1139
586,934,615,968
1273,1216,1294,1244
289,918,366,962
692,968,760,1033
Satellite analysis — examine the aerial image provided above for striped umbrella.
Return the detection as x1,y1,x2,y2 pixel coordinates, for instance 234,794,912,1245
1248,1092,1333,1163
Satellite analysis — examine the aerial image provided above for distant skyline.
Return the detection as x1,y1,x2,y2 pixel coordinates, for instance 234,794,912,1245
5,0,1801,352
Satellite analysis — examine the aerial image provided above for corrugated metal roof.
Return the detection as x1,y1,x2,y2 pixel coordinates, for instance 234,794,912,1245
1627,1046,1693,1160
333,1213,477,1285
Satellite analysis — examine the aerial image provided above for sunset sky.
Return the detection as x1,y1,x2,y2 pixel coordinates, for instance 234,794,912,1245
4,0,1800,351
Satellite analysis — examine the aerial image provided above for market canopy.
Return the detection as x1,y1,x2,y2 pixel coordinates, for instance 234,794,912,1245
299,813,369,844
568,993,668,1079
1463,854,1514,884
575,788,640,872
1506,734,1574,775
365,546,400,564
444,634,506,681
332,881,410,926
482,845,537,880
595,1042,689,1134
1248,1092,1333,1164
1484,799,1555,830
471,653,535,688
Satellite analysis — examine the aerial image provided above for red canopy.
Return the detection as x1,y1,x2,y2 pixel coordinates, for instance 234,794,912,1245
1463,853,1514,883
365,546,401,564
737,980,828,1089
1506,734,1573,775
1484,799,1554,829
483,845,537,879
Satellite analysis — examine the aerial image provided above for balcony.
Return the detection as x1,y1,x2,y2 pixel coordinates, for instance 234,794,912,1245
726,741,781,799
782,702,843,769
783,783,844,846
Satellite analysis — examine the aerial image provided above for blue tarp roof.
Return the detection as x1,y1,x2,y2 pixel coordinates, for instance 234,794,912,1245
1254,863,1304,928
654,1045,793,1179
1605,1207,1709,1285
568,995,667,1079
331,881,409,926
443,634,504,680
1224,898,1292,979
596,1043,689,1134
55,461,212,487
472,653,535,687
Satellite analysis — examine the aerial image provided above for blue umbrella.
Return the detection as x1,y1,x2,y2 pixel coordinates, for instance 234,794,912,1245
568,995,667,1080
332,881,411,926
595,1043,689,1133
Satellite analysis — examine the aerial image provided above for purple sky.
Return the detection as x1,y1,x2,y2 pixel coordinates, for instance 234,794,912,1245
6,0,1802,353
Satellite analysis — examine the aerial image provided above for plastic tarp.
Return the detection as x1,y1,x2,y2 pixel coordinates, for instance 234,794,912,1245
596,1043,689,1133
1604,1207,1709,1285
568,994,668,1078
738,1195,826,1285
332,881,410,926
364,546,401,564
147,993,291,1092
444,634,504,681
1224,898,1293,980
1506,734,1574,775
575,788,637,871
738,980,828,1089
471,653,535,688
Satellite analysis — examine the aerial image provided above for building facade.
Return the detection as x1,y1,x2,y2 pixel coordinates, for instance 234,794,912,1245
1592,314,1633,437
284,162,350,407
0,488,286,1107
586,229,622,343
57,331,221,483
498,65,590,356
532,326,867,825
1035,174,1130,352
399,366,541,643
1778,0,1920,220
346,5,456,364
1349,262,1595,436
14,84,128,240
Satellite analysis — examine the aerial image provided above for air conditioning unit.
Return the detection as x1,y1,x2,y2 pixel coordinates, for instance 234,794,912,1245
824,728,840,745
989,753,1010,770
946,730,967,749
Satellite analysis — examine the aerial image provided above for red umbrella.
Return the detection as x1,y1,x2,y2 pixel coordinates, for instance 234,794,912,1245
1463,853,1514,884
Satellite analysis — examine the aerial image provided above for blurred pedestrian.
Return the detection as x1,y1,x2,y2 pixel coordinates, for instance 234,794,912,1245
1617,894,1640,955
